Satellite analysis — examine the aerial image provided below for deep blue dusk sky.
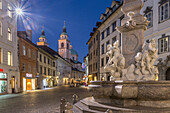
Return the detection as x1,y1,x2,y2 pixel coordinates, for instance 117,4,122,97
17,0,113,62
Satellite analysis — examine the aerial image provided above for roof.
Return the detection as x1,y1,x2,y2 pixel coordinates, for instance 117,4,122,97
86,0,123,45
37,45,58,58
17,31,37,48
71,49,78,55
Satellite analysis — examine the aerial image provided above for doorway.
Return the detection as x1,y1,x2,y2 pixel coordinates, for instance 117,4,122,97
166,68,170,80
11,76,15,93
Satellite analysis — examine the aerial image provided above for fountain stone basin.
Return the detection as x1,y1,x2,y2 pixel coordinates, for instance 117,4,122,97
88,80,170,108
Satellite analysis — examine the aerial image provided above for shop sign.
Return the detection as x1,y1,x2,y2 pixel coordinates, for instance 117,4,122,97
0,68,3,72
26,73,32,78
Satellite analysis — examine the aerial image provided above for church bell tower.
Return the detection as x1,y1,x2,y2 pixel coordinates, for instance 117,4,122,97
58,21,71,60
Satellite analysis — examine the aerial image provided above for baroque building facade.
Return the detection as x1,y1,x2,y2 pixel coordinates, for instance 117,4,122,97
0,0,20,94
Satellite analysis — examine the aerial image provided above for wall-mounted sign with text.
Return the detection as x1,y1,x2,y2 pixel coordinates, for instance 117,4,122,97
26,73,32,78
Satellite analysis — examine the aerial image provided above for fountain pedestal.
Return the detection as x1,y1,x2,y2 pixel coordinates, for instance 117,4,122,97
89,81,170,108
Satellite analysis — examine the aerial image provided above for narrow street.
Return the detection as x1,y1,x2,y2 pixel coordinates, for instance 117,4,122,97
0,86,92,113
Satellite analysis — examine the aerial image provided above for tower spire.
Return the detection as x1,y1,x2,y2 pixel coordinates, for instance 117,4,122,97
63,21,67,33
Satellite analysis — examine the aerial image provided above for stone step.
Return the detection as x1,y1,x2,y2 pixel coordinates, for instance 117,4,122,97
74,101,104,113
75,97,170,113
80,97,138,112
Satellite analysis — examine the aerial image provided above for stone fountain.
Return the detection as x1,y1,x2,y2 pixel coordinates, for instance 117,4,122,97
73,0,170,112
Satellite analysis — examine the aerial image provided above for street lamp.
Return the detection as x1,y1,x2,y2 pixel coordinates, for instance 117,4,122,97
15,8,23,16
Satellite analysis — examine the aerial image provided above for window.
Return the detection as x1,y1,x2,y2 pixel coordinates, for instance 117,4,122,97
160,2,169,22
106,41,110,47
33,51,35,59
48,68,50,75
8,28,12,41
61,43,64,48
8,51,12,66
73,57,74,60
0,21,2,36
40,54,42,62
8,4,12,18
28,64,31,73
159,36,169,53
107,27,110,36
102,44,104,54
22,46,26,55
28,49,31,57
40,66,42,74
101,58,104,67
112,22,116,32
145,12,152,28
102,31,104,40
44,67,46,75
120,15,124,26
22,63,26,72
53,62,55,67
106,12,109,17
67,43,69,49
33,66,35,74
44,56,46,63
112,5,116,12
48,58,50,65
112,37,116,44
53,71,55,76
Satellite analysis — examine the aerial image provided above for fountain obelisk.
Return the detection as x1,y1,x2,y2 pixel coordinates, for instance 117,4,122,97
117,0,149,67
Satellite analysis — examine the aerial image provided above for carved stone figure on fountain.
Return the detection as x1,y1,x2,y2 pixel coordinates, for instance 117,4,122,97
122,39,159,81
104,40,125,80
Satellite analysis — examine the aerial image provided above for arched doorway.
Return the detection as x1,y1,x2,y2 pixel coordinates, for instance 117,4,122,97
166,68,170,80
107,75,111,81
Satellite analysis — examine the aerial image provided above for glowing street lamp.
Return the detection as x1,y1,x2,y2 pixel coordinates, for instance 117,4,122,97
15,8,23,16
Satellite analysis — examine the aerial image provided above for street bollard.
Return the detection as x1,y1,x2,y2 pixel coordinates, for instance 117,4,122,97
60,97,66,113
105,109,113,113
65,102,73,113
72,94,78,104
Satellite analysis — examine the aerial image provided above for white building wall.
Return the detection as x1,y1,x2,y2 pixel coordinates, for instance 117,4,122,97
141,0,170,64
0,0,20,93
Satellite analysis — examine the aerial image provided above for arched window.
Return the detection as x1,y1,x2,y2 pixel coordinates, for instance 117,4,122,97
61,43,64,48
67,43,69,49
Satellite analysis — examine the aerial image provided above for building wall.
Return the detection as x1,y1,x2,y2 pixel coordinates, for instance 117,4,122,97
19,38,38,91
37,49,57,88
88,31,100,80
56,57,72,85
141,0,170,80
99,3,123,81
0,0,20,94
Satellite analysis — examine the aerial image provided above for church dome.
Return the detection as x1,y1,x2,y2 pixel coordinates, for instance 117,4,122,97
71,49,78,55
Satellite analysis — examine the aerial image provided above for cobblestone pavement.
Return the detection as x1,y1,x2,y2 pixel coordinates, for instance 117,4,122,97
0,86,92,113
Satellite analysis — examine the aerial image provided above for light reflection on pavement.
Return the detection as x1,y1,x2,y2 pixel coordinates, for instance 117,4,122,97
0,86,91,113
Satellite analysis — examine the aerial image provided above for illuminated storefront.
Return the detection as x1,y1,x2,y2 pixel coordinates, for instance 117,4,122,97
23,73,36,91
0,73,7,94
